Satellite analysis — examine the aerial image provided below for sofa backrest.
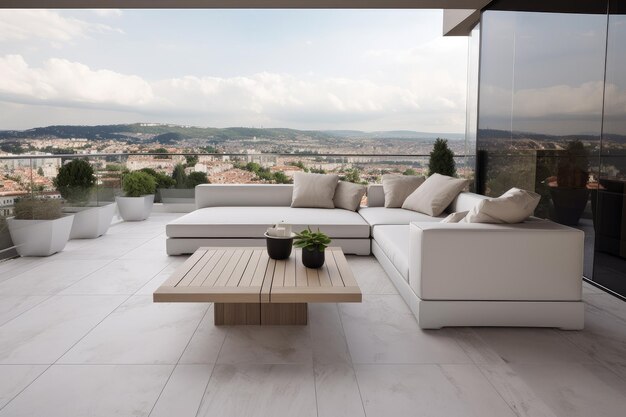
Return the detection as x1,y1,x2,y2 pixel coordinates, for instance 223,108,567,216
195,183,490,212
196,184,293,209
366,184,385,207
448,192,490,213
366,184,489,212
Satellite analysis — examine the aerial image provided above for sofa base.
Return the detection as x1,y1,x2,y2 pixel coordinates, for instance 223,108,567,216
167,237,371,256
372,240,584,330
417,300,584,330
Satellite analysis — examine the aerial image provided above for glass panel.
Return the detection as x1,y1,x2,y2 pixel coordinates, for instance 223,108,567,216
595,3,626,296
465,23,480,192
477,9,608,281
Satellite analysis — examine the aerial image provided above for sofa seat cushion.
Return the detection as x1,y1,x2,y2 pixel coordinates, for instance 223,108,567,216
372,225,410,280
166,206,370,239
359,207,444,226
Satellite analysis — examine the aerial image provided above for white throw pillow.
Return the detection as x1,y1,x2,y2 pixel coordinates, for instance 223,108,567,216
441,211,469,223
382,174,425,208
402,173,469,216
464,187,541,224
333,181,366,211
291,172,339,209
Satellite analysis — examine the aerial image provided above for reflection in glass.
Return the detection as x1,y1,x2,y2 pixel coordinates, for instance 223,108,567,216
477,9,607,284
594,4,626,296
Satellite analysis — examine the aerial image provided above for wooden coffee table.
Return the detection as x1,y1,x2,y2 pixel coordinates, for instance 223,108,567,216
153,247,362,325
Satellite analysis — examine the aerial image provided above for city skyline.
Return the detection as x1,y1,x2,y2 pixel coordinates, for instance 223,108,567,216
0,9,468,132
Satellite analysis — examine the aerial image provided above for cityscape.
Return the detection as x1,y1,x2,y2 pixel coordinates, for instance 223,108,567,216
0,123,470,210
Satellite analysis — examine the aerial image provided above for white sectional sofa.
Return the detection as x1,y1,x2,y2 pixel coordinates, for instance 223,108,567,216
166,184,371,255
365,185,584,330
166,183,585,330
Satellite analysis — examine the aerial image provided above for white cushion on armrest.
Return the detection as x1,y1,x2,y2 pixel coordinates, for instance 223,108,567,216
465,188,540,224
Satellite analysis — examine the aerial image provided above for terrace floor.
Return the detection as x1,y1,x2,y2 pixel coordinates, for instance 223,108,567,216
0,213,625,417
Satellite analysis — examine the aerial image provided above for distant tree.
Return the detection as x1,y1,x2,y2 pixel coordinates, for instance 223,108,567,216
245,162,262,173
37,167,44,176
153,148,170,159
273,172,292,184
186,172,209,188
289,161,309,172
403,168,417,176
185,154,199,167
172,164,187,189
105,164,124,171
342,168,362,184
202,146,217,154
139,168,176,190
428,138,456,177
309,167,326,174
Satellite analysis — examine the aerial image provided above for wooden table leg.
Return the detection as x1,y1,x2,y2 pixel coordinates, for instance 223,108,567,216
214,303,308,325
261,303,308,325
214,303,261,325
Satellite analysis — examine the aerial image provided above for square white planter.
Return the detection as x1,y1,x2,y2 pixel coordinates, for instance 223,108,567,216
7,215,75,257
115,195,154,221
66,202,117,239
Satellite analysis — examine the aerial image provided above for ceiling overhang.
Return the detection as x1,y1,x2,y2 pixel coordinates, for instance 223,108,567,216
0,0,489,9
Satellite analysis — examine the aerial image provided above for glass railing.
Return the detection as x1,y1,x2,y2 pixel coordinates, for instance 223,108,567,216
0,152,473,258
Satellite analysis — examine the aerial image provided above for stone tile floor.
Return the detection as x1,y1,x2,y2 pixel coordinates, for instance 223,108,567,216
0,213,625,417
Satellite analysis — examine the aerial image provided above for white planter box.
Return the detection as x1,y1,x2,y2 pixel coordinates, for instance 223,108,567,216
7,215,74,257
115,195,154,221
66,203,116,239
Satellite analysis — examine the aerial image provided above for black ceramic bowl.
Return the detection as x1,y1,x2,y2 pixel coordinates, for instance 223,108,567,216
264,232,295,260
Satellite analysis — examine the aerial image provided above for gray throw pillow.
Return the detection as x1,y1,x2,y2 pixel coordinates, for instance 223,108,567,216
291,172,339,209
382,174,425,208
333,181,366,211
402,173,469,216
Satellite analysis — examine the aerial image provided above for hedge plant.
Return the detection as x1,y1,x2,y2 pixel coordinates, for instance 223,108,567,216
122,171,157,197
54,159,96,205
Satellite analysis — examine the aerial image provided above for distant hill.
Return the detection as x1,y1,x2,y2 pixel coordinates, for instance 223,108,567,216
324,130,465,141
0,123,464,142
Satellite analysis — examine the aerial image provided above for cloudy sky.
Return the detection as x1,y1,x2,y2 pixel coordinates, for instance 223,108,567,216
0,9,469,132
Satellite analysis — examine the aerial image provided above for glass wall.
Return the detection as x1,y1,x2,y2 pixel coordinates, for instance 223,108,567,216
477,4,626,297
595,1,626,295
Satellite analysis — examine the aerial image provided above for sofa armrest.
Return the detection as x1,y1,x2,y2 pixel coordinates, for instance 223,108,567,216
408,220,584,301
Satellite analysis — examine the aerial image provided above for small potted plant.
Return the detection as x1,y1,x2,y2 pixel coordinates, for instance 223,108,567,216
294,227,331,268
115,171,156,221
55,159,116,239
7,197,74,257
264,223,294,260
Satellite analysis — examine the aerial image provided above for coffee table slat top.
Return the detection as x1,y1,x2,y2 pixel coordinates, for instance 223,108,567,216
154,247,361,304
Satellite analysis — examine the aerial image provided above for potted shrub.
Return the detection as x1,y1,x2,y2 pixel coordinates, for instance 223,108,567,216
54,159,116,239
138,168,176,203
428,138,456,177
115,171,156,221
294,227,332,268
6,197,74,257
548,140,590,225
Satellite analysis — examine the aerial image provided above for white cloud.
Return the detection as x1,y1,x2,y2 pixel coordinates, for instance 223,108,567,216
481,81,609,119
0,54,467,131
0,10,122,43
0,55,154,107
92,9,123,18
